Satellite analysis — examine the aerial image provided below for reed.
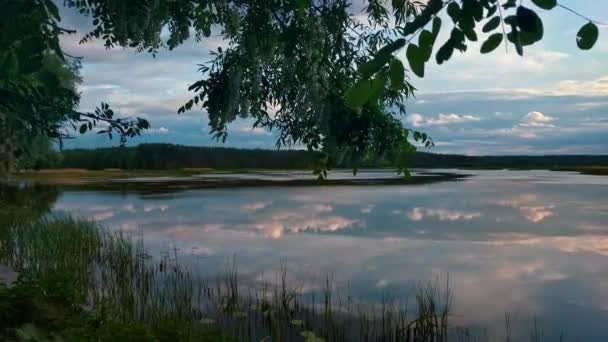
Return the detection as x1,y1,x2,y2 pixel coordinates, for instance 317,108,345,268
0,217,543,341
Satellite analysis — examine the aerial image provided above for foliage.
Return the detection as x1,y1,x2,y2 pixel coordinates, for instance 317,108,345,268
0,184,59,226
57,143,321,170
0,216,459,341
3,1,603,178
60,0,601,176
15,134,62,170
0,276,227,341
51,143,608,172
0,0,149,180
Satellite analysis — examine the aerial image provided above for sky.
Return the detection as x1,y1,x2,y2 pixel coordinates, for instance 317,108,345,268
57,1,608,155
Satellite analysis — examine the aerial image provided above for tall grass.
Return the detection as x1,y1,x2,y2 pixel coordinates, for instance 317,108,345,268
0,217,515,341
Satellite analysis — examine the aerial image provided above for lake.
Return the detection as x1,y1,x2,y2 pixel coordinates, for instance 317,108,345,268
41,169,608,340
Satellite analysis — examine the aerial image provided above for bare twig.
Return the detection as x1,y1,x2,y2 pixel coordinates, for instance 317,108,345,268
557,3,608,26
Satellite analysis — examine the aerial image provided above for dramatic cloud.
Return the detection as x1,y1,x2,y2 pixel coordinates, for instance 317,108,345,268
56,1,608,155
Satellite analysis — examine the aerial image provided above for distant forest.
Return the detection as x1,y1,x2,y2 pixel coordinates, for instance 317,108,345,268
49,144,608,171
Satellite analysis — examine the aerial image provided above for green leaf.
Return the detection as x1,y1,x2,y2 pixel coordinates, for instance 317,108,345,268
0,51,18,76
487,5,498,17
480,33,503,54
377,38,407,55
344,79,372,109
44,0,61,21
577,22,599,50
504,0,517,9
516,6,543,45
358,38,406,78
431,17,442,38
389,58,405,91
418,30,435,61
406,44,425,78
447,2,460,23
464,28,478,42
368,71,387,104
435,41,454,65
483,17,501,33
296,0,310,11
531,0,557,10
79,124,88,134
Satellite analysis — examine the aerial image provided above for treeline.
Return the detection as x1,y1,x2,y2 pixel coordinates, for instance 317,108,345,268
47,143,608,170
57,144,320,170
395,152,608,169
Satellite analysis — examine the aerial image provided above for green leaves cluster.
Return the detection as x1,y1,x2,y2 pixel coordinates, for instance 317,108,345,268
6,0,602,177
1,0,151,178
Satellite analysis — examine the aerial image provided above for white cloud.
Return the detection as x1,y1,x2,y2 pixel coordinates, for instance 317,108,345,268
361,204,374,214
485,127,538,139
494,194,557,223
520,206,556,223
399,208,482,222
408,113,481,127
149,126,170,134
554,76,608,97
243,201,272,211
306,204,333,213
519,111,556,128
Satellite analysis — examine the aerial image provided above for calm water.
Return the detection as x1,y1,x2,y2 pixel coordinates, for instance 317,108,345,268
50,170,608,339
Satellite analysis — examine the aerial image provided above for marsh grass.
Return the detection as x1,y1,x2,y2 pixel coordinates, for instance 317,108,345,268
1,217,539,341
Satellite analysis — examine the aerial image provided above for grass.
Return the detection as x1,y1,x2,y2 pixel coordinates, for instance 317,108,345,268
14,168,216,184
1,216,576,341
0,217,227,341
0,217,465,341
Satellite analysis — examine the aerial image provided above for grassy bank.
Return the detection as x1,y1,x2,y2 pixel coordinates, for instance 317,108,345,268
0,217,460,341
0,217,226,341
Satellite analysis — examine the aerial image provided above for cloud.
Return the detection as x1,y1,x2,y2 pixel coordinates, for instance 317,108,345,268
397,208,482,222
143,204,169,213
55,2,608,156
361,204,375,214
494,194,557,223
92,211,115,221
554,76,608,97
149,126,170,134
243,201,272,211
306,204,333,213
408,113,481,127
252,213,359,239
519,111,556,128
520,206,557,223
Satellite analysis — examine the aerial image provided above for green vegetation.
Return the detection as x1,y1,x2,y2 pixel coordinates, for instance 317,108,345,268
0,218,226,341
0,216,463,341
58,144,320,170
28,143,608,176
2,1,602,180
1,1,149,180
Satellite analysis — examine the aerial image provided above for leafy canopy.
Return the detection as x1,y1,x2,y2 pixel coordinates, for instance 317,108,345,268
0,0,150,155
5,0,604,177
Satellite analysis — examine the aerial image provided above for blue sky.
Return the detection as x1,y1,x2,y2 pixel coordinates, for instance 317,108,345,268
58,1,608,155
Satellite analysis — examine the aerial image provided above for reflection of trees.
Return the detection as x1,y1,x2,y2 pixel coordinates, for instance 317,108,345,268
0,184,60,225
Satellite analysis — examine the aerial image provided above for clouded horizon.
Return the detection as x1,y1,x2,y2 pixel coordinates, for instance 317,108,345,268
58,1,608,155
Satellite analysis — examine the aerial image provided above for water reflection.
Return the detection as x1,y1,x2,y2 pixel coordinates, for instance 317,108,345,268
10,170,608,339
0,184,59,224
